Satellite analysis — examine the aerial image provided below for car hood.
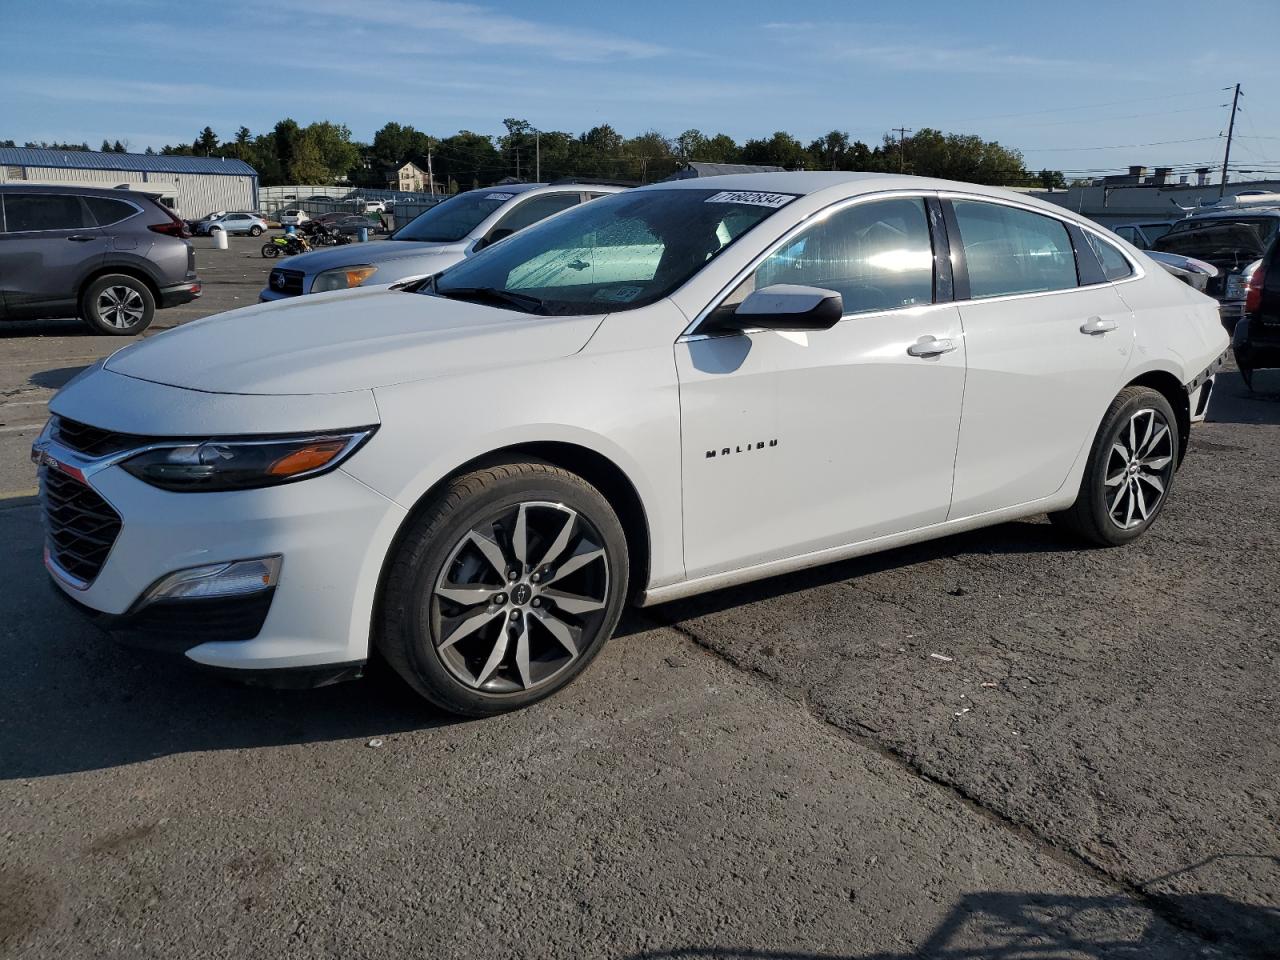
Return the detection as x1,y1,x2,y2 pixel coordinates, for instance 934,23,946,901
103,287,605,395
283,239,467,273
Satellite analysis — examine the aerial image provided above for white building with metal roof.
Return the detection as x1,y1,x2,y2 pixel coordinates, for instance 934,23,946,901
0,147,259,218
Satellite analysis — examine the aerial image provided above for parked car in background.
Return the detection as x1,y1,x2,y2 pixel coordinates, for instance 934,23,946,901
1111,221,1175,250
1152,208,1280,330
40,172,1226,714
0,184,200,334
314,213,375,236
304,195,337,202
278,208,310,226
195,211,268,237
1233,235,1280,389
259,182,626,300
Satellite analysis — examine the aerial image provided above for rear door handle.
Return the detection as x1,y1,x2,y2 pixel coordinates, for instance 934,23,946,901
1080,316,1118,335
66,235,97,242
907,336,957,358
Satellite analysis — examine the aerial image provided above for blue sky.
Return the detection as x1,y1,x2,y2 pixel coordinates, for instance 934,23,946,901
6,0,1279,178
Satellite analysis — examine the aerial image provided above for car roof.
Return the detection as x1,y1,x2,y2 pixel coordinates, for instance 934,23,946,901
634,171,1103,225
0,183,159,199
1179,206,1280,222
457,182,628,198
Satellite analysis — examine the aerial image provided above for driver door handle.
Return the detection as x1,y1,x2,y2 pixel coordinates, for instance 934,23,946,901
66,235,97,242
1080,316,1118,335
907,336,957,358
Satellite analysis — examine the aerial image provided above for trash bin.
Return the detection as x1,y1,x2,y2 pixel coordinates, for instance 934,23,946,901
213,228,228,250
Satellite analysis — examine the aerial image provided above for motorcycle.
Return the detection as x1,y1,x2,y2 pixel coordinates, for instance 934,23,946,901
261,234,311,258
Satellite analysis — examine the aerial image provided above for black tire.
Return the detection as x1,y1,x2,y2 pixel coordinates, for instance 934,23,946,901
261,243,278,258
80,273,155,335
377,460,629,716
1050,386,1179,547
249,225,263,237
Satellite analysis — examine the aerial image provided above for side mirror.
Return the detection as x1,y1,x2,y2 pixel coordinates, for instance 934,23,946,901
730,284,843,331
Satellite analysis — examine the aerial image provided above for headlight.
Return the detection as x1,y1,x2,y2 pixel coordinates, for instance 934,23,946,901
120,428,376,492
312,265,378,293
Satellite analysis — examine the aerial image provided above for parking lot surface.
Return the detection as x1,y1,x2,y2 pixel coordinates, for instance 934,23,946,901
1,236,1277,958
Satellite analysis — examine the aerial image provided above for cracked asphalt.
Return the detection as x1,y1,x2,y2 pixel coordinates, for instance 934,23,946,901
1,235,1277,959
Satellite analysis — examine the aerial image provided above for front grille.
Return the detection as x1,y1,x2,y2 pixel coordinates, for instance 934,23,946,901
41,467,122,584
54,416,146,458
268,268,305,296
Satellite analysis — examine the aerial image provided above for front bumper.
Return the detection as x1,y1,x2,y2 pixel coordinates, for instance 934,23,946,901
36,438,407,674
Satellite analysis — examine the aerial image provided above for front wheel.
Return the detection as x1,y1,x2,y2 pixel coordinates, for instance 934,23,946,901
1050,386,1178,546
377,461,629,716
261,243,278,258
249,225,263,237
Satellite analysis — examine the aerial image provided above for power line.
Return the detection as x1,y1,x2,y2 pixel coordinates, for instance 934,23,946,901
1020,135,1222,153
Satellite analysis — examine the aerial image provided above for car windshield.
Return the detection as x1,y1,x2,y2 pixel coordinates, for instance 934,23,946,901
392,190,520,243
1154,218,1278,267
428,188,794,315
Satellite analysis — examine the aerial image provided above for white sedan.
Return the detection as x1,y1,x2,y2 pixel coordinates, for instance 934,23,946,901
33,173,1228,715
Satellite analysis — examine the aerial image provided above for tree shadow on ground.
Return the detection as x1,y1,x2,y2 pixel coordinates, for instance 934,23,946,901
624,878,1280,960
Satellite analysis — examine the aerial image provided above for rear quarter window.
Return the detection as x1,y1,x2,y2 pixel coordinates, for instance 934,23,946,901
1087,233,1134,281
84,196,138,227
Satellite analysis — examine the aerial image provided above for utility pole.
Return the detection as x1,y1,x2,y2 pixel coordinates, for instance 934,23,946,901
535,130,541,182
1220,83,1241,198
893,127,913,173
427,138,436,196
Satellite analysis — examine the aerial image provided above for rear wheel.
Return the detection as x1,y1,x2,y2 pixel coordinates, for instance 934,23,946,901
249,225,263,237
80,274,155,335
377,461,629,716
1050,386,1178,546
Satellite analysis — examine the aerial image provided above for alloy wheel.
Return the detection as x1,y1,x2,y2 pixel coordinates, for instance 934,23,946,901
430,501,610,694
97,285,146,329
1105,408,1174,530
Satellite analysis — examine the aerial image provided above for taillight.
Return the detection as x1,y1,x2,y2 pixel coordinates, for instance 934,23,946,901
1245,263,1265,314
148,202,191,239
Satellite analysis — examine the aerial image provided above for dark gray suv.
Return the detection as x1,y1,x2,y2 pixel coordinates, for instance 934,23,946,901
0,185,201,335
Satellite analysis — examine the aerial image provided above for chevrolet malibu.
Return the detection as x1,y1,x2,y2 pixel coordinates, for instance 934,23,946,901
34,173,1228,716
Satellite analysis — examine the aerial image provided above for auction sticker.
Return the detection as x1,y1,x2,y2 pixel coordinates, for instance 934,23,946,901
485,193,516,201
704,191,797,208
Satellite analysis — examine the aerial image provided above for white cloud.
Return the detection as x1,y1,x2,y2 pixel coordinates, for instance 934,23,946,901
282,0,670,62
760,20,1089,75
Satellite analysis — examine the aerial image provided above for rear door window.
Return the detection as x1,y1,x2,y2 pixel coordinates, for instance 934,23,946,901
951,200,1078,299
2,193,93,232
84,196,138,227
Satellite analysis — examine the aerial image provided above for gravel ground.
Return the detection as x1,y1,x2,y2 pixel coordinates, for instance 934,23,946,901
1,235,1276,958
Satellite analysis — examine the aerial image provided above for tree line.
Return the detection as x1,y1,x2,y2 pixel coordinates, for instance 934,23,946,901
5,120,1067,191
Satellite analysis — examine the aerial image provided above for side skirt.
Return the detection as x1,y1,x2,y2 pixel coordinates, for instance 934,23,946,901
639,494,1073,607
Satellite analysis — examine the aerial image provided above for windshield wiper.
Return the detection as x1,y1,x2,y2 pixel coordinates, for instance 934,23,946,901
435,286,548,314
